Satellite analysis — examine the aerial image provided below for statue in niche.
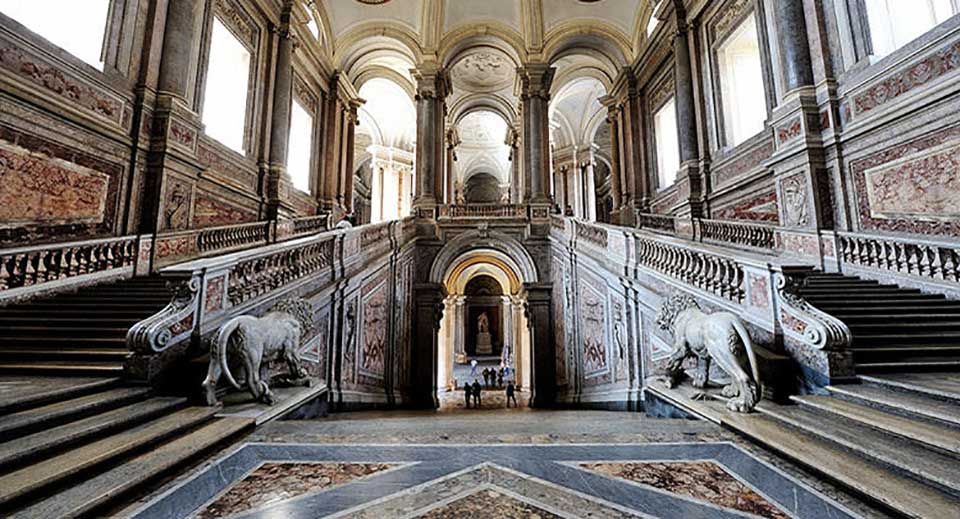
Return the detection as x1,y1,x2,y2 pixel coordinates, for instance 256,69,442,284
478,312,489,333
656,293,762,413
782,175,809,226
163,183,188,230
201,298,314,406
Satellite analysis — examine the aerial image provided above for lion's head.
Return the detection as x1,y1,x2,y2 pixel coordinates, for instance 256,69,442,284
656,293,700,332
271,298,315,335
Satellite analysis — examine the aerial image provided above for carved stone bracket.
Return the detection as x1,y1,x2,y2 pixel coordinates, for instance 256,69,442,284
126,274,201,354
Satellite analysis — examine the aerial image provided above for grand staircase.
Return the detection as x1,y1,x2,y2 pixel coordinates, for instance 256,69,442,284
652,272,960,518
0,277,171,376
0,278,253,518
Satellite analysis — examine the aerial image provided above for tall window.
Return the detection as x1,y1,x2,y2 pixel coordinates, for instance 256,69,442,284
865,0,958,57
202,18,251,153
287,101,313,193
2,0,110,69
654,98,680,189
717,14,766,147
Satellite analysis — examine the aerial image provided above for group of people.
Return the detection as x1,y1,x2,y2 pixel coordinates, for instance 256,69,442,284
481,367,506,388
463,379,519,408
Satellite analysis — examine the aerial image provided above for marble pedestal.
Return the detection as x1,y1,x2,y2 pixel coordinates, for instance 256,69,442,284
476,332,493,355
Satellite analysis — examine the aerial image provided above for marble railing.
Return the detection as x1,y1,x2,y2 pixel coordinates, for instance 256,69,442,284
698,218,777,251
291,214,332,236
837,232,960,284
438,204,527,219
126,218,416,383
635,232,746,304
636,212,678,234
0,235,139,298
197,221,271,254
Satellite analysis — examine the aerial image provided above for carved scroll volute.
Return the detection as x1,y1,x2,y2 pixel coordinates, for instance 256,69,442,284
126,273,202,354
774,270,852,351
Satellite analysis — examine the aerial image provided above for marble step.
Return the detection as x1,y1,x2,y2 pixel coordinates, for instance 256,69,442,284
758,403,960,495
852,332,960,345
799,286,914,295
0,361,125,376
0,326,131,337
7,416,252,519
694,396,960,518
75,288,170,296
0,348,129,363
860,373,960,402
0,377,120,415
0,317,143,327
0,336,127,347
10,302,165,311
848,322,960,333
856,358,960,373
841,313,960,324
820,304,960,315
790,395,960,456
852,346,960,363
0,406,221,509
0,387,151,442
0,397,186,471
826,383,960,428
806,295,948,304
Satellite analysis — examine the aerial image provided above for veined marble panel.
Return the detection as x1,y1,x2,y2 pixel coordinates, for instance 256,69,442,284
863,140,960,220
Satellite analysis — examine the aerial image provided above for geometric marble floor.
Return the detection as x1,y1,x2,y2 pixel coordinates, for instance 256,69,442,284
128,410,877,519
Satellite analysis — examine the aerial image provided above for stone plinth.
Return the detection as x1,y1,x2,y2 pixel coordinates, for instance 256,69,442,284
476,332,493,355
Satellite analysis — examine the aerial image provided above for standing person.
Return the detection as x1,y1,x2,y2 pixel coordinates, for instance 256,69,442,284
464,383,472,409
497,369,504,388
472,379,482,408
506,382,518,408
470,359,479,377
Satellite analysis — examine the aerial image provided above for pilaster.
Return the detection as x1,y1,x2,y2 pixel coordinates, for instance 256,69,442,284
412,63,450,219
523,283,555,408
517,64,555,218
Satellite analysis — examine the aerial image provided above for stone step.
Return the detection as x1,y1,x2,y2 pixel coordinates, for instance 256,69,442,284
0,387,151,442
8,302,164,312
0,406,221,509
849,322,960,331
38,296,170,306
0,317,142,327
0,361,125,377
856,358,960,373
700,397,960,518
800,287,914,295
841,313,960,324
758,403,960,496
0,397,187,472
7,416,252,519
852,346,960,364
820,304,960,315
790,395,960,456
0,348,129,363
0,336,127,348
0,377,119,415
860,373,960,403
827,383,960,429
0,309,154,319
0,326,131,338
74,289,170,297
853,333,960,345
806,295,948,304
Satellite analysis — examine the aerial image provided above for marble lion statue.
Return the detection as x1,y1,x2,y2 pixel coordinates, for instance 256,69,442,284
656,293,762,413
202,298,314,406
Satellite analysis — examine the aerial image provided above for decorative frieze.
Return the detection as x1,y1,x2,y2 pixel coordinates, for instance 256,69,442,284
214,0,260,49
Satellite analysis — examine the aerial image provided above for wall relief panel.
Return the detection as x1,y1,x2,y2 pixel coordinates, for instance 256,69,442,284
358,275,388,385
578,272,610,386
552,256,569,387
851,125,960,236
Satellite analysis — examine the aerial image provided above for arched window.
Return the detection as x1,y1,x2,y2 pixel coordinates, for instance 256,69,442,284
717,14,766,147
201,18,251,153
2,0,110,69
865,0,958,57
654,98,680,189
287,100,314,193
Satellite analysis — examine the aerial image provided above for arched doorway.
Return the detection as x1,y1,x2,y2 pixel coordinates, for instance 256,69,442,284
435,249,532,409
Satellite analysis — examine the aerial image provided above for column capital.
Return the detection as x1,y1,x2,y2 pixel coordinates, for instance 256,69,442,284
516,64,556,100
412,63,451,100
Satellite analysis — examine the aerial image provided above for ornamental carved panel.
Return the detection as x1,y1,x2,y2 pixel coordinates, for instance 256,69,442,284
578,273,610,385
162,177,192,231
359,278,388,383
779,172,809,227
552,256,568,387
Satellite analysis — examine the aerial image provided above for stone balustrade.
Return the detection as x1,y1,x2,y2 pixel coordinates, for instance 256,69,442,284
197,221,271,254
698,218,777,250
438,204,527,219
635,232,746,304
291,214,332,236
837,232,960,284
0,235,139,302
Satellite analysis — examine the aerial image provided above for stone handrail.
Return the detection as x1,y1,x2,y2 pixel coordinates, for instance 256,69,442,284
438,204,527,219
291,214,332,236
637,212,677,234
634,230,747,304
774,266,853,351
837,231,960,284
698,218,777,250
197,221,271,253
0,235,139,298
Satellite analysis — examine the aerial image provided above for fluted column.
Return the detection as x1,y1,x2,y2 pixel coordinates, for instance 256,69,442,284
518,65,555,206
412,64,449,217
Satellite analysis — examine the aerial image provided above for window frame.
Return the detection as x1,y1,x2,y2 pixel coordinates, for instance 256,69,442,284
286,95,317,194
859,0,960,59
652,97,680,191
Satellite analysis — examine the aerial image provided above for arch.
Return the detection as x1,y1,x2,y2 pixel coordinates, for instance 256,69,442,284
353,65,416,101
439,26,526,70
333,23,423,71
430,230,539,288
543,22,632,68
449,93,517,129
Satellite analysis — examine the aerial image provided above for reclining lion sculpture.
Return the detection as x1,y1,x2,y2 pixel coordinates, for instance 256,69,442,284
656,293,762,413
202,298,314,406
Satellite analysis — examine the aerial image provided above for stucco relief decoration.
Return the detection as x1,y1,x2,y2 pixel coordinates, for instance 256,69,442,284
451,52,512,93
0,44,124,124
851,125,960,236
613,302,629,382
711,0,752,42
342,299,358,384
553,259,568,386
780,173,809,227
578,281,608,378
360,282,388,380
0,140,109,225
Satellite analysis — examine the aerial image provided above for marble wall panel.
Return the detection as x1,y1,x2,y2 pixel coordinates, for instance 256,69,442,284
713,189,780,223
552,255,569,388
358,275,389,385
192,193,257,228
577,270,611,386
